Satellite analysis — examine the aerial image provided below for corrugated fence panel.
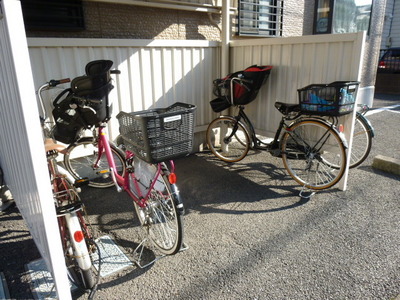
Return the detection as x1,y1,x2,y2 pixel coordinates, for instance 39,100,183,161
230,32,365,136
27,38,221,140
0,1,71,299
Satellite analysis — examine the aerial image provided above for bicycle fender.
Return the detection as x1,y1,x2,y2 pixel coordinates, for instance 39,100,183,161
357,113,375,138
65,213,92,270
171,184,185,216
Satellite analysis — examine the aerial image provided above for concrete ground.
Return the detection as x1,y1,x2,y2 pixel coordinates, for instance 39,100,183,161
0,93,399,300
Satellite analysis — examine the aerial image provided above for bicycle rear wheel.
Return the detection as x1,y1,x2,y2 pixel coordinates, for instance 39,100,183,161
54,176,98,291
349,113,373,168
206,116,250,162
60,213,97,291
64,137,126,188
281,119,347,190
132,162,183,255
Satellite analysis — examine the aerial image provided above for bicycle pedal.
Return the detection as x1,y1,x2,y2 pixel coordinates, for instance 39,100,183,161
74,177,90,187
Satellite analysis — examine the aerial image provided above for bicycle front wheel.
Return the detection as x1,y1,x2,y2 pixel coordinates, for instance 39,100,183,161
206,116,250,162
133,162,183,255
64,137,126,188
281,119,347,190
349,113,373,168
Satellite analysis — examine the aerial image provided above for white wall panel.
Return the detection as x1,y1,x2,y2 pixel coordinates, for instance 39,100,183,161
0,1,71,299
28,38,220,139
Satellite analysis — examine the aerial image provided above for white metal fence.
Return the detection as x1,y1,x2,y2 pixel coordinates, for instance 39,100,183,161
28,32,365,141
28,38,221,140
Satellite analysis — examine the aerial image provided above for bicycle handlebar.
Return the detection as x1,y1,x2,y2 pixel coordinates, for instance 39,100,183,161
37,78,71,122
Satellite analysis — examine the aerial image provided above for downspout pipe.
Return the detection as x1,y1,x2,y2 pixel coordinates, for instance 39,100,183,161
221,1,230,77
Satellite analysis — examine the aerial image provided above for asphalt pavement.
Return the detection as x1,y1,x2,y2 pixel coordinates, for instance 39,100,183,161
0,93,399,300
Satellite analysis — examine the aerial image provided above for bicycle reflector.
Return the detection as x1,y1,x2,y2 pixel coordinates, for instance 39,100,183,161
74,230,85,243
168,173,177,184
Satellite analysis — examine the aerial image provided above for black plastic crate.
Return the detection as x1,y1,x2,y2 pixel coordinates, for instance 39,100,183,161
117,102,196,163
298,81,359,116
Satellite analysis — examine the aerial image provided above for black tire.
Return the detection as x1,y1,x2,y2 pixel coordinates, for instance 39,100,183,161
63,137,126,188
206,116,250,162
349,113,373,168
281,119,347,190
132,161,183,255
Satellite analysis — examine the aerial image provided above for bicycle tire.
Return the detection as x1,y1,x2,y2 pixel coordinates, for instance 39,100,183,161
206,116,250,162
281,119,347,190
63,137,126,188
132,162,183,255
349,112,373,168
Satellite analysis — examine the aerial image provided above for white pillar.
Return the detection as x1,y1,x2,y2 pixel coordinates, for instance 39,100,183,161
0,0,71,299
221,0,230,76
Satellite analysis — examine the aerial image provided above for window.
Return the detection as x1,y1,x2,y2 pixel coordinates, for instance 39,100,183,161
238,0,283,37
314,0,372,34
20,0,85,31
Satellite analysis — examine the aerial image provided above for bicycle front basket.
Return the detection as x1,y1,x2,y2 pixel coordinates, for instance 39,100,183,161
117,102,197,163
298,81,359,116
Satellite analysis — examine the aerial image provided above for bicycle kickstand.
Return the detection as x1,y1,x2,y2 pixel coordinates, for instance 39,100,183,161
132,238,165,269
133,239,189,269
299,185,316,201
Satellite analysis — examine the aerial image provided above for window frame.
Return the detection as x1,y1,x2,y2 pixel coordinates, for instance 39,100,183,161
238,0,283,37
313,0,373,35
20,0,85,31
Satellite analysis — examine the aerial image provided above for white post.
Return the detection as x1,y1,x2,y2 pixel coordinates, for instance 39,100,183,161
221,0,230,76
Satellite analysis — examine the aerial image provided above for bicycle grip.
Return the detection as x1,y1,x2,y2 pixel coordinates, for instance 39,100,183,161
49,78,71,87
111,70,121,75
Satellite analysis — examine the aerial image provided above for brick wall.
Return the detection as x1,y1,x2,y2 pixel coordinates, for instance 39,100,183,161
25,1,314,41
282,0,313,37
25,2,222,41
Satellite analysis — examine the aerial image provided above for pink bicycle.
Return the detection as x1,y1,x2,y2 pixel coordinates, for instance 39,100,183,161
54,60,196,258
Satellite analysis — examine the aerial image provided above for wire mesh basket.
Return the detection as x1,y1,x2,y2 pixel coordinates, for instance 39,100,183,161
117,102,196,163
298,81,359,116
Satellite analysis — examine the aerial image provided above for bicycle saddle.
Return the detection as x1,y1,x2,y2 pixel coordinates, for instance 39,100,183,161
44,138,66,153
275,102,300,115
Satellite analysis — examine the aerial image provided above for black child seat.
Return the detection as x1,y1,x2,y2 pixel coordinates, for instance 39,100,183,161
52,60,115,144
210,65,273,113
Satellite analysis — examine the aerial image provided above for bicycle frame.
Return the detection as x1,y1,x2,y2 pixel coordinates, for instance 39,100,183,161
233,105,346,155
92,125,170,209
